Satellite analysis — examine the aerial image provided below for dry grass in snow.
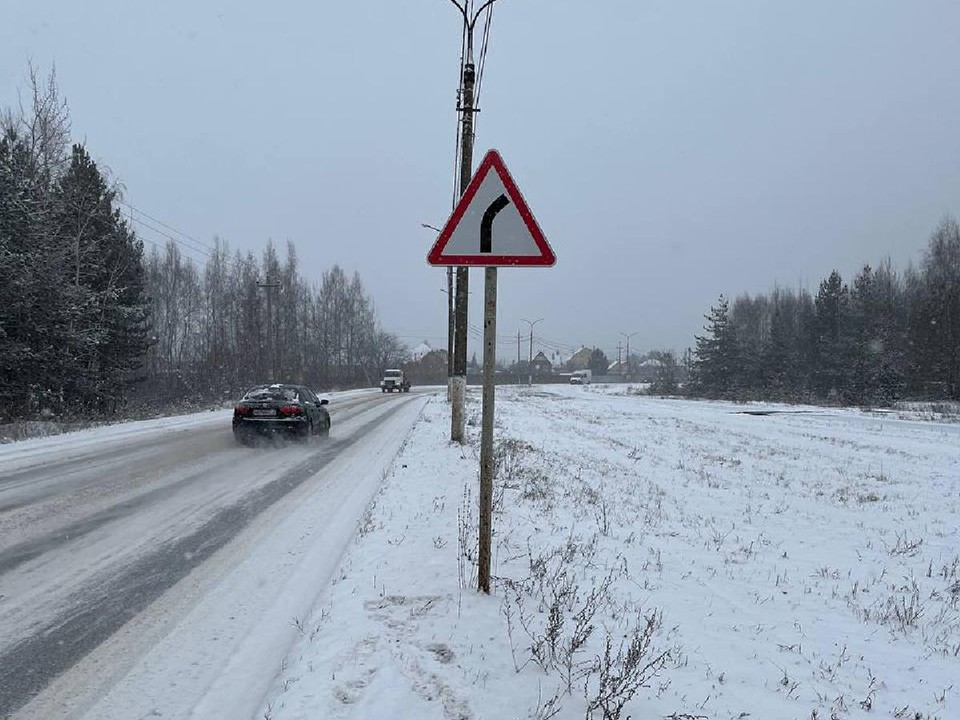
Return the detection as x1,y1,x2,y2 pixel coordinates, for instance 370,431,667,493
260,385,959,720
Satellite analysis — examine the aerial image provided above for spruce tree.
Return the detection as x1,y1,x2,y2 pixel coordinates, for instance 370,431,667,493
912,217,960,399
813,271,851,400
693,295,738,397
588,348,610,376
53,144,149,411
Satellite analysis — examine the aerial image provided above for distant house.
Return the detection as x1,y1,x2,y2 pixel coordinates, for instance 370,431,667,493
530,351,553,375
404,348,448,385
636,358,664,382
411,340,433,362
566,347,593,371
608,359,628,375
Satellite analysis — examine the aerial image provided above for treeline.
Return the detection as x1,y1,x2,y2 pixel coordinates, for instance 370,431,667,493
691,217,960,405
143,239,408,404
1,71,150,416
0,69,405,419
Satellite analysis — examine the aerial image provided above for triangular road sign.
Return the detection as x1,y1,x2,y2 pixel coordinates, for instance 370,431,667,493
427,149,555,267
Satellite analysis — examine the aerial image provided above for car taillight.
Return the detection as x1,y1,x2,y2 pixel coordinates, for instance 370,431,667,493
235,404,251,416
279,404,303,416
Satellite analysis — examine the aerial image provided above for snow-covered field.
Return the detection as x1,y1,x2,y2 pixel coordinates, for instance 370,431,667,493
258,385,959,720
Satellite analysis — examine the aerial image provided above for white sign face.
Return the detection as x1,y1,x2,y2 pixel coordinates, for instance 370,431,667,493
427,150,555,267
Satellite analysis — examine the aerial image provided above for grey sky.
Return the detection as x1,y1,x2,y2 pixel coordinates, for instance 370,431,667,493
3,1,958,362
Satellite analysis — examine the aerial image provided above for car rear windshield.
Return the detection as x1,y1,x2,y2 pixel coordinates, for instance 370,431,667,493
243,387,298,401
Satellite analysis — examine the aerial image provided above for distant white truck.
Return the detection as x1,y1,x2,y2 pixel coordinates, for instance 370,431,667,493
570,369,592,385
380,368,411,393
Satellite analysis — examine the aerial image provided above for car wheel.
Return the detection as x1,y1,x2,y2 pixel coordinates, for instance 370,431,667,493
298,420,313,441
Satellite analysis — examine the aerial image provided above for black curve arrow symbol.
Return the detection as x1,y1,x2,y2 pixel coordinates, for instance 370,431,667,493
480,194,511,253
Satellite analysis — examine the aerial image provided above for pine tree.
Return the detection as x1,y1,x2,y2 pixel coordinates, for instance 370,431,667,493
693,295,738,397
650,350,679,395
53,144,149,411
911,217,960,399
813,271,851,400
588,348,609,376
845,263,907,405
729,294,764,395
761,304,793,399
0,130,44,413
1,68,78,417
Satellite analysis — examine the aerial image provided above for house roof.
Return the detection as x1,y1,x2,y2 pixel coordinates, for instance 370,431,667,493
411,341,433,361
566,347,593,368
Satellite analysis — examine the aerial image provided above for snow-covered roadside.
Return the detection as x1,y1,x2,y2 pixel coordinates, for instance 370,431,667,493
260,386,959,720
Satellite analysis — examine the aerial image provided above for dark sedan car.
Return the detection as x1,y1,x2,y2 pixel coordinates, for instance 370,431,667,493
232,384,330,444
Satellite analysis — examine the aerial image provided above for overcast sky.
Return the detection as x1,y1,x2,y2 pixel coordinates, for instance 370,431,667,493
3,1,959,362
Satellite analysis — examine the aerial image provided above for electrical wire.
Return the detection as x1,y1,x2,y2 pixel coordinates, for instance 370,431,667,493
467,321,515,346
122,200,225,267
468,321,518,343
122,200,217,256
128,214,214,263
474,4,494,107
129,214,258,276
451,16,469,207
121,200,277,281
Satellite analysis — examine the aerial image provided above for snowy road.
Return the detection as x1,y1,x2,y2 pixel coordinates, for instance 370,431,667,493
0,389,433,719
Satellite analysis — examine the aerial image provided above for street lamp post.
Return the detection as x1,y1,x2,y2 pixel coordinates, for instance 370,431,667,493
620,331,639,381
423,223,454,401
521,317,544,386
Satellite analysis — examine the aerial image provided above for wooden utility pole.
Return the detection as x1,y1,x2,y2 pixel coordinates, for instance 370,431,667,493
422,222,454,401
451,59,476,442
258,278,281,380
448,0,502,441
620,331,638,380
517,329,521,381
435,2,556,596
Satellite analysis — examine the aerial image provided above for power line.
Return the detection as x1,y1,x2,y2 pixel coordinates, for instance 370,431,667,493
535,335,581,354
122,201,263,278
129,216,259,280
451,17,469,211
467,321,515,346
129,214,215,263
392,334,448,342
474,3,494,107
468,321,515,344
122,200,218,255
120,199,218,262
